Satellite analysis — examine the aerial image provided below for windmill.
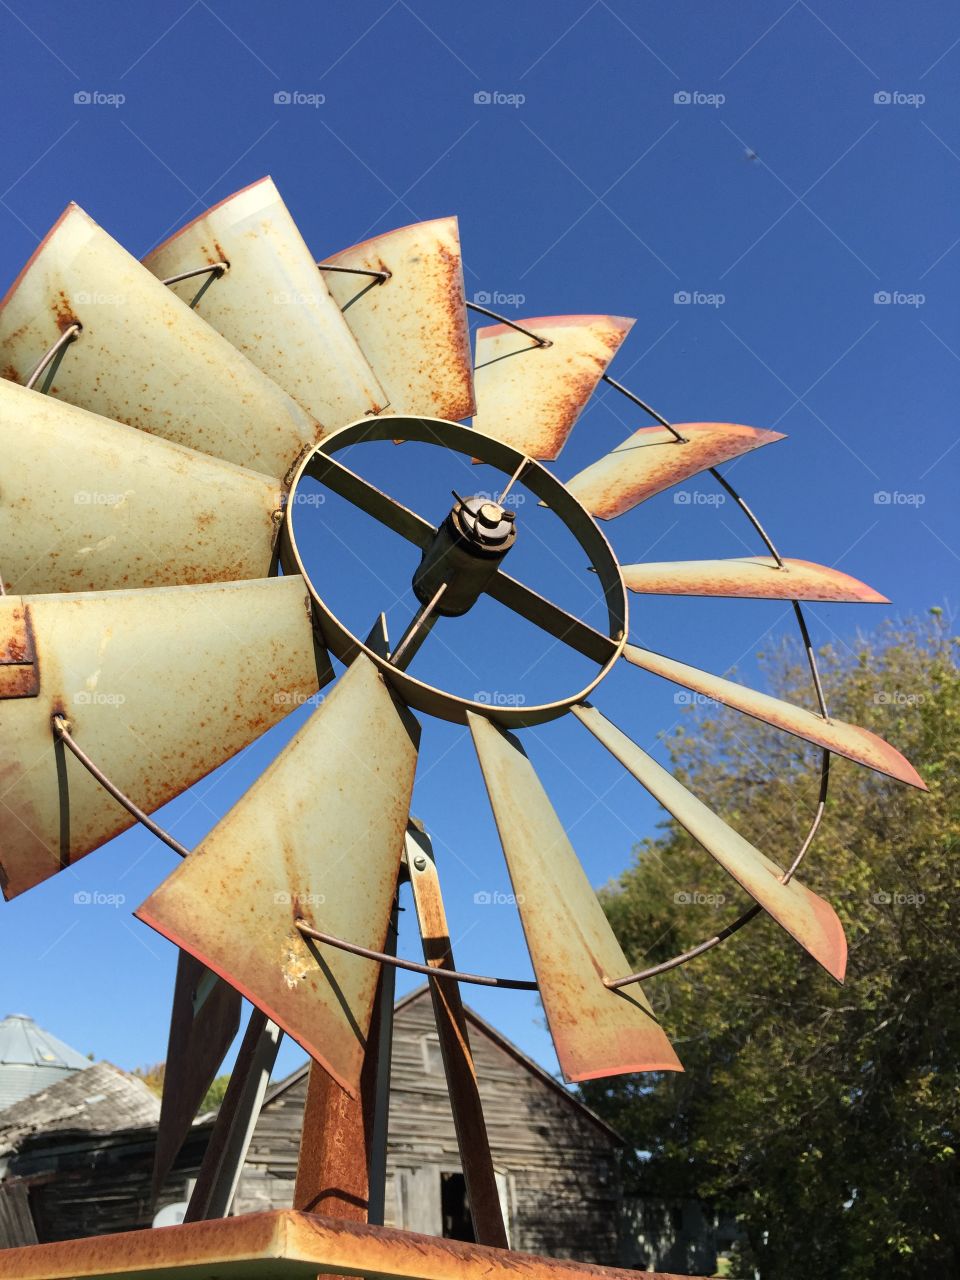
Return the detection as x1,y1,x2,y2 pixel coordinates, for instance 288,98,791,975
0,176,924,1278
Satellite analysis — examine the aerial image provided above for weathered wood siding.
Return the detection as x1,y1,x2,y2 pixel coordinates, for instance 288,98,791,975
233,990,623,1265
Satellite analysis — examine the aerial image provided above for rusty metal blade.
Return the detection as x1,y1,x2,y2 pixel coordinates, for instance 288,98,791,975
136,655,420,1098
143,177,387,427
621,557,889,602
472,315,634,460
573,704,847,981
0,378,282,595
567,422,785,519
152,954,241,1202
467,712,682,1082
0,576,328,900
623,644,926,789
321,217,474,420
0,203,322,475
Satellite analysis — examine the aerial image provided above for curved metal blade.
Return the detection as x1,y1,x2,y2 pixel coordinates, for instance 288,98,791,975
152,953,241,1202
567,422,785,519
136,655,420,1098
573,704,847,982
0,576,329,900
322,217,473,421
621,557,888,603
143,177,387,428
623,644,926,789
0,378,281,595
467,711,682,1082
0,203,321,476
472,315,634,460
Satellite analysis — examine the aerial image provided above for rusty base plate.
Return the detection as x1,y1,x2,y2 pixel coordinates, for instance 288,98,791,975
0,1211,705,1280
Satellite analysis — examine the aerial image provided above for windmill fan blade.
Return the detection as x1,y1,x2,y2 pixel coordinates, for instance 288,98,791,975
623,644,926,789
567,422,785,519
143,177,387,428
467,712,682,1081
472,315,634,459
0,203,322,476
0,576,329,899
321,217,473,421
573,704,847,982
137,655,420,1097
0,378,281,595
152,954,241,1202
621,557,888,602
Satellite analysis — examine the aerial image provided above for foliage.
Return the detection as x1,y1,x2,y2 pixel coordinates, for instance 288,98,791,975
580,613,959,1278
132,1061,231,1113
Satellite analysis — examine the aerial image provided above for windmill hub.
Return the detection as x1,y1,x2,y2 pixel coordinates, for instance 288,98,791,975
412,492,517,617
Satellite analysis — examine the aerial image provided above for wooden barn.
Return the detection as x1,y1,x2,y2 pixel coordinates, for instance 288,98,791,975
0,988,627,1265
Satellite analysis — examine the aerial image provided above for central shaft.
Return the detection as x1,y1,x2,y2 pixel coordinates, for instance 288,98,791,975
412,494,518,617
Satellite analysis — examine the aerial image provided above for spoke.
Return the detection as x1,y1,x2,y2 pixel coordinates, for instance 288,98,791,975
302,452,618,665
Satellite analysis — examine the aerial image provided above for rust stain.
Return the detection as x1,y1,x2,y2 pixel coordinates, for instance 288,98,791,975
52,289,80,334
621,557,889,603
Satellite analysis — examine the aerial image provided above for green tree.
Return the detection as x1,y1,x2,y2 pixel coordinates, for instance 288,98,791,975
581,613,959,1279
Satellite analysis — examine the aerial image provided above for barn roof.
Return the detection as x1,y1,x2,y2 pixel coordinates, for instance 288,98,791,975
0,1013,91,1112
263,986,623,1144
0,1061,160,1156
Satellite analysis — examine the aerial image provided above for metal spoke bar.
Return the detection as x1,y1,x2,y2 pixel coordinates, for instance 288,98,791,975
25,323,81,391
317,262,391,283
160,262,229,287
601,374,686,441
466,300,551,347
304,451,618,665
295,920,537,991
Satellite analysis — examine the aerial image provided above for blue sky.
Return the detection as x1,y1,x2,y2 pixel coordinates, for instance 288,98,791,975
1,1,957,1086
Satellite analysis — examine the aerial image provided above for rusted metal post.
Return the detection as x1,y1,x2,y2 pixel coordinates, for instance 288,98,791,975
405,824,509,1249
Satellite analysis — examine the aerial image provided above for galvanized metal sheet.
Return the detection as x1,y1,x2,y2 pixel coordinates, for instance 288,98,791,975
152,954,241,1200
321,217,474,421
567,422,785,519
472,315,634,460
623,644,926,789
467,712,682,1082
0,576,327,900
0,378,281,596
0,1207,683,1280
143,177,387,429
136,655,420,1099
0,203,322,476
573,704,847,981
621,556,888,602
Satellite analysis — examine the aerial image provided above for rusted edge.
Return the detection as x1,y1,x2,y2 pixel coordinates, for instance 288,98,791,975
0,603,39,698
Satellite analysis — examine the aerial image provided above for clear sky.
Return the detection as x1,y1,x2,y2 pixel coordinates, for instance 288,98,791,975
1,1,957,1087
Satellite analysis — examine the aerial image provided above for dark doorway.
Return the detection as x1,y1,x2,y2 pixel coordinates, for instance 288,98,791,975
440,1171,475,1242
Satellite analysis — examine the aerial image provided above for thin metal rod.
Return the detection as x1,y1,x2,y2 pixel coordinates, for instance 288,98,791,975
466,300,552,348
708,467,785,566
51,715,191,860
601,374,686,441
390,583,447,668
782,749,830,884
317,263,391,283
25,324,81,391
497,457,530,505
607,905,763,988
792,600,830,719
160,263,229,287
295,920,537,990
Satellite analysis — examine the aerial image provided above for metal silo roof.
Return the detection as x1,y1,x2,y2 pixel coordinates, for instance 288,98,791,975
0,1014,91,1112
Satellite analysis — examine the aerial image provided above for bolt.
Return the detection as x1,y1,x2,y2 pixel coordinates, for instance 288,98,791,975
413,854,427,872
477,502,502,528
